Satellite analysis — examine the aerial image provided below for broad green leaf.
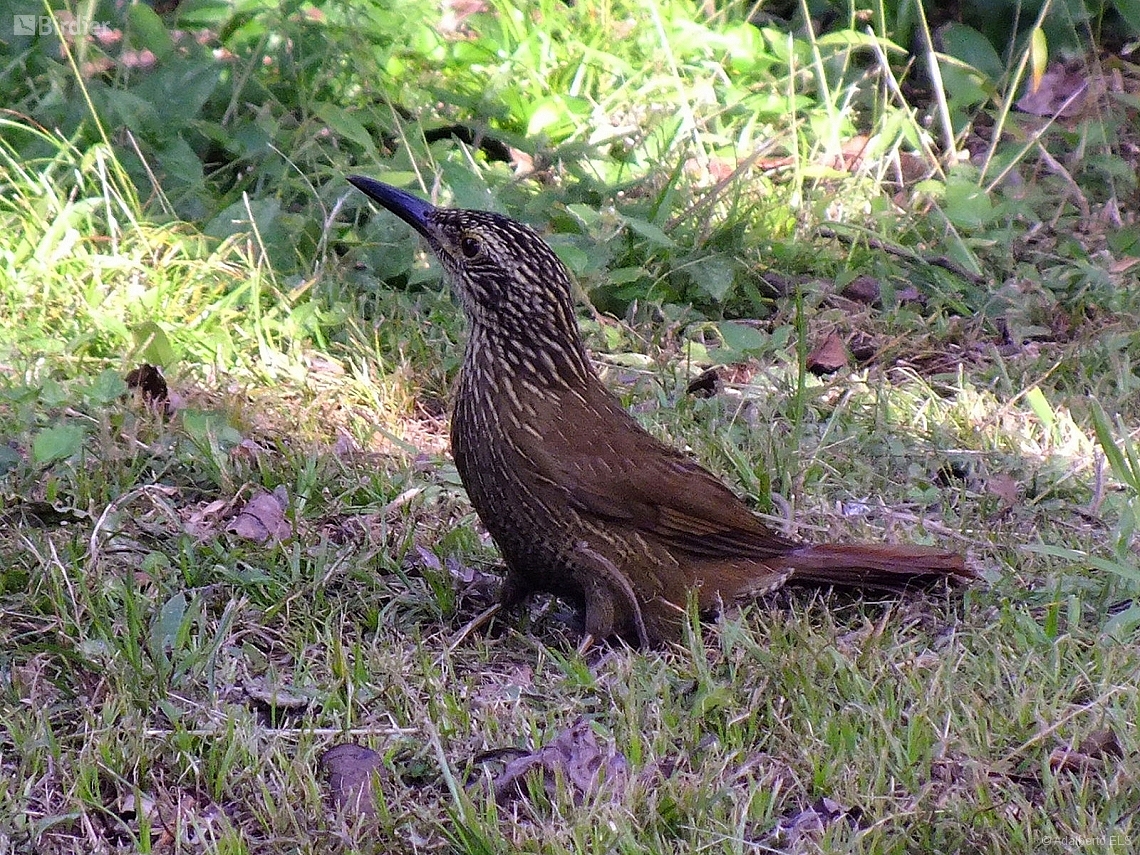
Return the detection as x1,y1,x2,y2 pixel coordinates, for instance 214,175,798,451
88,370,128,406
182,410,243,451
33,424,84,465
940,23,1004,81
133,322,177,366
683,339,711,364
607,267,647,285
942,178,998,230
716,321,767,354
38,378,68,408
552,244,588,275
441,165,497,212
1107,227,1140,256
205,197,281,241
157,135,205,188
0,445,21,475
135,61,221,128
1116,0,1140,34
565,204,600,228
527,97,565,137
175,0,242,28
688,254,735,302
624,217,675,248
128,3,175,60
314,104,379,158
152,593,188,650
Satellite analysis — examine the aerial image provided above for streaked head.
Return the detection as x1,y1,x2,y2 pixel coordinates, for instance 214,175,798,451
349,176,578,336
349,175,597,387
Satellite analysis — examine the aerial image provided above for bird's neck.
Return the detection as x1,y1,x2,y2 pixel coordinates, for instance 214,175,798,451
461,318,597,396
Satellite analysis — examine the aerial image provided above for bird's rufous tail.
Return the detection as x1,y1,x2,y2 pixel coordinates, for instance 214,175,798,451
780,543,972,591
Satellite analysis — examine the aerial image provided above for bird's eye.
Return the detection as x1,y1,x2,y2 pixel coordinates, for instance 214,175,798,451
459,235,482,259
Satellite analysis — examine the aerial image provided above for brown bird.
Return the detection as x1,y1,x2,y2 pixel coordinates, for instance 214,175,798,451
349,175,973,647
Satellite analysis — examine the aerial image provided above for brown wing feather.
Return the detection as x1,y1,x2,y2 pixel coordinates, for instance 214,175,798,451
518,387,800,560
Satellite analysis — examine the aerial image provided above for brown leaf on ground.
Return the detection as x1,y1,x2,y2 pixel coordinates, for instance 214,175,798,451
841,275,880,305
116,789,225,849
806,332,849,376
895,283,925,305
11,653,61,708
1017,63,1091,117
448,556,503,604
1050,727,1124,775
321,743,386,819
125,364,169,406
761,795,864,849
184,497,233,540
986,473,1020,509
848,332,877,363
333,430,361,457
229,438,269,464
226,486,291,543
487,717,628,805
686,367,720,398
243,676,311,713
717,362,760,385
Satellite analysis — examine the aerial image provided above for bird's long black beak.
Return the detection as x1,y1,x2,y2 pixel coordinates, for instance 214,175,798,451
348,175,435,238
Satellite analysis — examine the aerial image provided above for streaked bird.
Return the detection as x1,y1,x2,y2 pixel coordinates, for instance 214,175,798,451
349,175,973,646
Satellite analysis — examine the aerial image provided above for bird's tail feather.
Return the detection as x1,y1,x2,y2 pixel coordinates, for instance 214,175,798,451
780,543,972,591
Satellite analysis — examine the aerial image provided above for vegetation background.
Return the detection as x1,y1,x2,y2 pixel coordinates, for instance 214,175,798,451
2,0,1140,851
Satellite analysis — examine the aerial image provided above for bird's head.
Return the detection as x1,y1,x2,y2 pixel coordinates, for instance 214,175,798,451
349,176,584,343
349,175,596,387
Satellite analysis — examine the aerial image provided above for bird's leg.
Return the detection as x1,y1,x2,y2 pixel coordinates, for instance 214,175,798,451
498,565,531,608
576,541,649,648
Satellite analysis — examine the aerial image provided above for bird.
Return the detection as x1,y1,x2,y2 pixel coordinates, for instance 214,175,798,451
349,175,974,647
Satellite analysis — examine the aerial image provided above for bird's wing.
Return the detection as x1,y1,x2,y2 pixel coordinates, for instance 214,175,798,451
518,389,800,559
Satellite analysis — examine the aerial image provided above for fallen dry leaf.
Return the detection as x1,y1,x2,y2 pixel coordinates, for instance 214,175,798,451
229,438,269,464
321,743,386,819
1017,63,1091,117
686,367,720,398
125,364,169,407
985,473,1020,508
184,497,233,540
762,795,864,848
116,788,224,848
487,717,628,806
840,275,880,305
243,676,311,713
1050,727,1124,775
227,486,291,543
848,332,877,363
807,332,849,376
895,283,925,305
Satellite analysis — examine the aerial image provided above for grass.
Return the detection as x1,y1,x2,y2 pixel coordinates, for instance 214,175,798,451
3,0,1140,852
